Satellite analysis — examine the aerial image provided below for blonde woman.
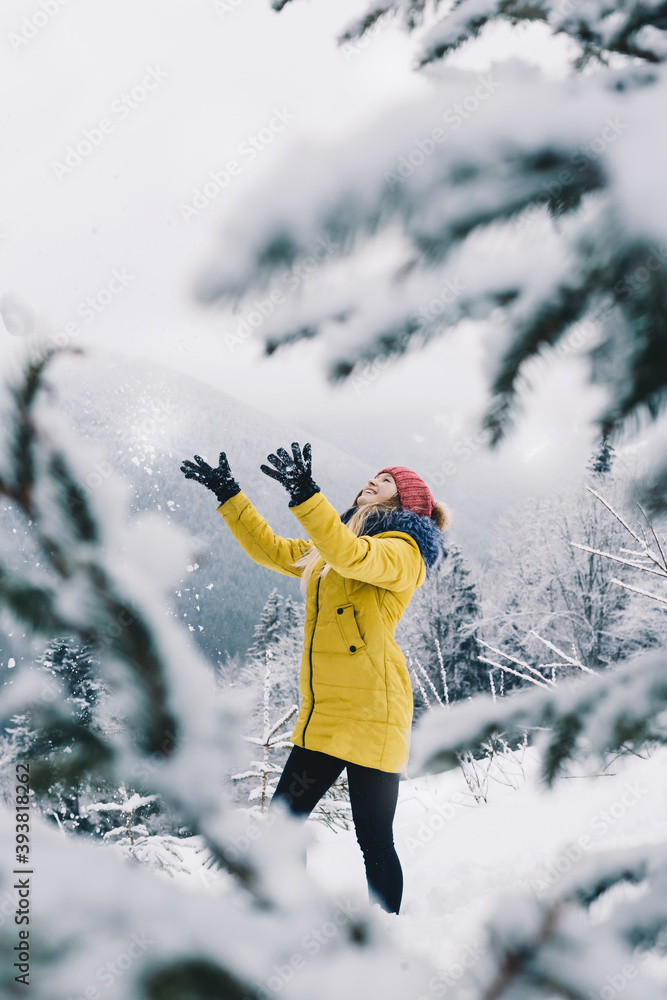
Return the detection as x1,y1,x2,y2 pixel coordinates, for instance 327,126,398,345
180,442,450,913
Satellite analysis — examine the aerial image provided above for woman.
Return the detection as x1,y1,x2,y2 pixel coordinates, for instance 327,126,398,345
180,442,450,914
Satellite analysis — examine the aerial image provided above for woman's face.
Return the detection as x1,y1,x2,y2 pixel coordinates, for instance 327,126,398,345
356,472,398,506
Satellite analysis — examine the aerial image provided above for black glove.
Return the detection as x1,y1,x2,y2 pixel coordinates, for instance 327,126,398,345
180,452,241,505
260,442,320,507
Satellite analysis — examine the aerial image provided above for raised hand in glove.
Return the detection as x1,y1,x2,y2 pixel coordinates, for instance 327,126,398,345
260,442,320,507
180,452,241,505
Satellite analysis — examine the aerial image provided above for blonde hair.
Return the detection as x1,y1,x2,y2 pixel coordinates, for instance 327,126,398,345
293,493,452,593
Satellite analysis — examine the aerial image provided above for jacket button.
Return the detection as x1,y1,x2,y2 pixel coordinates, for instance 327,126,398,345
349,645,356,652
337,608,343,614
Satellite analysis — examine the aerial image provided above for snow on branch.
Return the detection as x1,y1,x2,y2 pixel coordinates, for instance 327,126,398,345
611,578,667,606
410,647,667,784
585,486,655,553
574,486,667,605
417,0,501,66
416,0,667,67
473,841,667,999
478,653,552,689
478,638,556,686
571,541,667,579
337,1,397,43
196,66,633,349
528,629,597,675
87,793,157,814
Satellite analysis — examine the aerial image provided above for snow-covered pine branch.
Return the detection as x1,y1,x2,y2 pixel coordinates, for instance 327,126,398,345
279,0,666,68
0,347,427,999
0,348,277,884
452,834,667,998
416,0,667,68
201,4,667,511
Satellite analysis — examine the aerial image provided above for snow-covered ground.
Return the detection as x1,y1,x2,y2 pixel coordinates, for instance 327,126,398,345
119,742,667,989
308,745,667,978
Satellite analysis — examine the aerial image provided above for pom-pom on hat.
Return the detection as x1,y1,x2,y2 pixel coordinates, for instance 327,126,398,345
376,466,435,518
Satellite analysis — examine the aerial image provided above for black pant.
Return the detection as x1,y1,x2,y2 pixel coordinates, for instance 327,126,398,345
270,745,403,914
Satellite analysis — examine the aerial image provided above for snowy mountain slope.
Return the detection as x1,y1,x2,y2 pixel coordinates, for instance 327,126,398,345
0,347,370,660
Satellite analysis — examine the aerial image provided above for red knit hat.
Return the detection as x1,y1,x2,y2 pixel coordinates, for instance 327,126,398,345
375,466,435,518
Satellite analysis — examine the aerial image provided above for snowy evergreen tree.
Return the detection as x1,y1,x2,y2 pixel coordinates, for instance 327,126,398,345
2,350,414,1000
246,588,284,662
588,433,616,478
0,633,108,832
398,542,485,715
241,588,304,722
25,636,106,834
36,636,103,728
249,590,304,664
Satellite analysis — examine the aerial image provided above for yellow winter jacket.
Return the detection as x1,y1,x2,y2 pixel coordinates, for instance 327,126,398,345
218,489,443,773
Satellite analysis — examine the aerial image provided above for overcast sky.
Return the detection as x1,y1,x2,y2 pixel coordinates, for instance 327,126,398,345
1,0,622,551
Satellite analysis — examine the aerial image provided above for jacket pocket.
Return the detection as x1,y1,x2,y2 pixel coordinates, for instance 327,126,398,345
335,603,367,653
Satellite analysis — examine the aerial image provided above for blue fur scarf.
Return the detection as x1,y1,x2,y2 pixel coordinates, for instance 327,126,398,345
340,506,448,573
